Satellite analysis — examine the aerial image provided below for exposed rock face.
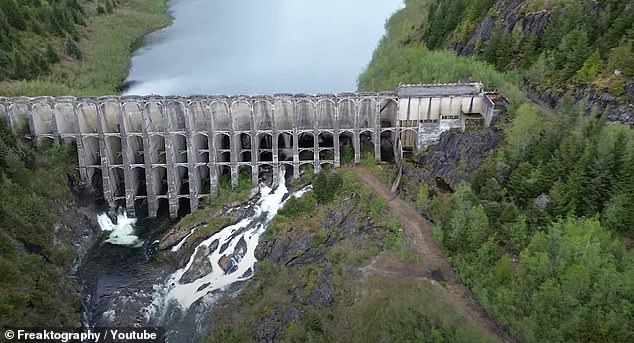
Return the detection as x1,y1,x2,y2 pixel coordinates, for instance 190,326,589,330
309,264,335,307
453,1,550,56
62,183,104,275
526,84,634,127
414,128,503,190
450,0,634,127
255,208,367,267
180,246,213,284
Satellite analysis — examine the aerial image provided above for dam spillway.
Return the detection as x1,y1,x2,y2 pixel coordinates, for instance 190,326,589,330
0,83,498,218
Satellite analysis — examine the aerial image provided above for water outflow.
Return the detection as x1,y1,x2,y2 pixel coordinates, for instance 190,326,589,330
148,170,309,320
97,212,143,247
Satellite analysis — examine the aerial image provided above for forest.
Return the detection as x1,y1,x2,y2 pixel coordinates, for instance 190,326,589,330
0,0,168,96
0,121,81,327
424,0,634,97
359,0,634,341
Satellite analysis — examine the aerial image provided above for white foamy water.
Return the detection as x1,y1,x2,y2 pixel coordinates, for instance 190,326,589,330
147,170,308,317
170,228,198,253
97,212,143,247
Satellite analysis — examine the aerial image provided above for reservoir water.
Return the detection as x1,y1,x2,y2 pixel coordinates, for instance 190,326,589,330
123,0,403,95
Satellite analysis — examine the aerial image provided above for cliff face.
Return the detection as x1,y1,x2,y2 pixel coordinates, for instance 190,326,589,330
447,0,634,126
452,1,551,56
526,81,634,126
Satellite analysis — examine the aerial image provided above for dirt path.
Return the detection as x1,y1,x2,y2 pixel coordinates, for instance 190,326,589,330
354,167,513,343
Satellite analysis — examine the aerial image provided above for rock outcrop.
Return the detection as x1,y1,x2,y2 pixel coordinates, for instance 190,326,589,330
412,128,503,190
450,0,634,127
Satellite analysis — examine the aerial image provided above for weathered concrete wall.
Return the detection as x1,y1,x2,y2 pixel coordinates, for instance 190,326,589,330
0,83,495,218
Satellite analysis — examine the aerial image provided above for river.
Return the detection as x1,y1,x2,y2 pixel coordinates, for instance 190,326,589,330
123,0,402,95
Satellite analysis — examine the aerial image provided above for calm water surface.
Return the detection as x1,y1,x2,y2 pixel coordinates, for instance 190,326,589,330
124,0,402,95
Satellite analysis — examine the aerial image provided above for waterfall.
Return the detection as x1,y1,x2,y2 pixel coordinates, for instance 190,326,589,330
145,168,309,320
97,212,143,247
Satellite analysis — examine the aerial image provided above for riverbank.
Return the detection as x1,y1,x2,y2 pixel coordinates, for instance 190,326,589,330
0,0,170,97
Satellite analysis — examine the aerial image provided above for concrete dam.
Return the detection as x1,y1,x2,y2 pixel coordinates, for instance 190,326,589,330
0,83,498,218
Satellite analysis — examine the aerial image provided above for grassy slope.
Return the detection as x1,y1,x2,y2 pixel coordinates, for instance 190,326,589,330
206,169,494,342
0,0,170,96
357,4,524,107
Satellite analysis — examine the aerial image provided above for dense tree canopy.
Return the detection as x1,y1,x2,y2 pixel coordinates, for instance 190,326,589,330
0,0,121,81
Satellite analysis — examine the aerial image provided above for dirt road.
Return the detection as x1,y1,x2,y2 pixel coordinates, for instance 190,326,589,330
354,167,513,343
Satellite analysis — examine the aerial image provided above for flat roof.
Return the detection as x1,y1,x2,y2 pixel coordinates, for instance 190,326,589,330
397,83,484,97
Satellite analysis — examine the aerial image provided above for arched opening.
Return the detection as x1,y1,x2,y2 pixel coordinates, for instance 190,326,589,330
298,133,314,162
318,132,335,162
194,134,210,164
197,165,211,196
176,166,190,196
133,167,147,196
240,151,252,163
238,165,253,189
339,132,354,164
105,136,123,165
178,198,191,218
277,132,293,161
157,198,170,218
360,131,375,161
153,166,168,197
129,135,145,164
258,163,274,187
173,134,188,163
91,168,103,195
149,135,166,164
380,130,395,162
109,167,125,198
83,136,100,167
134,198,147,218
258,133,273,162
239,133,251,149
281,163,294,180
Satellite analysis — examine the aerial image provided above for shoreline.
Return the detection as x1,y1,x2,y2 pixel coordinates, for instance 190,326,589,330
0,0,171,97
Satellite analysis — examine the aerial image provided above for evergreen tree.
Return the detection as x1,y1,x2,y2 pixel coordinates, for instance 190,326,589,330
65,37,82,60
45,43,58,64
0,0,26,31
554,29,590,80
576,50,602,83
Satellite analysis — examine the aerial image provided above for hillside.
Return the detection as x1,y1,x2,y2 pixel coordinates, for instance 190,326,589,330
360,0,634,124
359,1,634,342
0,0,169,96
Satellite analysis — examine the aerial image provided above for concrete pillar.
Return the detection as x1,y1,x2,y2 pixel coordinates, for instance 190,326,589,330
394,100,402,163
69,100,88,183
250,103,259,185
161,100,179,219
206,103,219,197
141,101,158,218
116,101,137,217
353,99,361,164
271,104,280,187
313,102,321,173
333,101,341,168
0,99,7,127
374,97,381,162
26,102,38,145
184,101,200,212
292,100,300,179
228,105,239,190
47,100,61,143
95,101,114,207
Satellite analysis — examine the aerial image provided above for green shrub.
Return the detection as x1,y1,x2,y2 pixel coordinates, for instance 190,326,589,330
313,171,342,204
278,193,317,218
